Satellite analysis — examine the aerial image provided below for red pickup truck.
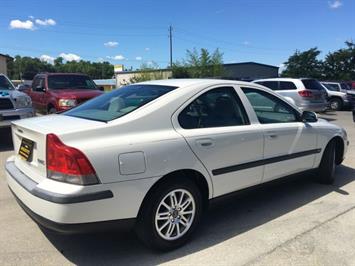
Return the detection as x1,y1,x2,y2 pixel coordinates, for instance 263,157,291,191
28,73,103,114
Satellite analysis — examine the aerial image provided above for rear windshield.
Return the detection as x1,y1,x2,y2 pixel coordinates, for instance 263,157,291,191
48,75,97,90
0,76,15,90
65,84,177,122
302,79,324,90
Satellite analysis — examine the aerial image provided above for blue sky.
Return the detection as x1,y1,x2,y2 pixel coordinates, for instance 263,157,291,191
0,0,354,70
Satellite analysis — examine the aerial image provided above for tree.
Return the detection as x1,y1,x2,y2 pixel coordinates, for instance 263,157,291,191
6,55,114,80
281,47,323,79
323,41,355,80
129,62,165,83
172,48,224,78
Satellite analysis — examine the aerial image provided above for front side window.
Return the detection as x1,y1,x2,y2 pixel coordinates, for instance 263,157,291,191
323,83,340,92
0,76,15,90
65,84,177,122
178,87,249,129
48,75,97,90
242,87,299,124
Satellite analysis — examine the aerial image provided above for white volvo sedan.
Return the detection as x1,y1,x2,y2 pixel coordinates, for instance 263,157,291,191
5,79,348,250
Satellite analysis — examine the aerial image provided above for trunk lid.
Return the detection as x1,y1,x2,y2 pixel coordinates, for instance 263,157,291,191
11,114,104,183
301,79,327,103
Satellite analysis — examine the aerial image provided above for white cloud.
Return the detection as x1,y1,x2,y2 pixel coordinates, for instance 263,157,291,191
28,15,34,20
107,54,125,60
9,19,35,30
328,0,342,9
243,41,250,46
104,41,119,47
135,56,142,61
40,54,55,64
59,53,81,62
35,18,56,26
144,47,150,51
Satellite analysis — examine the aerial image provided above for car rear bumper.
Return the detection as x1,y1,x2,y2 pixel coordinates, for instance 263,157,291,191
5,157,158,230
0,107,34,128
10,187,135,234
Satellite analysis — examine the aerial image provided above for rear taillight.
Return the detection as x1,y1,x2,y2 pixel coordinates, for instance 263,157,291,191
46,133,99,185
298,90,313,97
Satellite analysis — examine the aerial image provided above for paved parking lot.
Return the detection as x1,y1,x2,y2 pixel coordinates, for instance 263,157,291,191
0,111,355,265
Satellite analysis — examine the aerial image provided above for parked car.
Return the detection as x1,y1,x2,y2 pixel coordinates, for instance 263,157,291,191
5,79,348,250
0,74,34,128
321,82,352,110
253,78,328,112
346,81,355,91
321,81,351,93
28,73,103,114
16,83,31,93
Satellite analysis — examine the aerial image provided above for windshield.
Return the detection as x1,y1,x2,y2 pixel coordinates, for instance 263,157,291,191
48,75,97,90
64,84,177,122
322,83,340,92
301,79,324,90
0,76,15,90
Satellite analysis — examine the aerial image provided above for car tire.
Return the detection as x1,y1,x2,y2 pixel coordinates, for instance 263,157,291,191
316,140,336,184
48,107,57,114
329,98,343,111
135,177,204,251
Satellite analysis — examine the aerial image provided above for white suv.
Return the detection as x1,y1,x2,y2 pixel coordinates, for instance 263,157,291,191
253,78,328,112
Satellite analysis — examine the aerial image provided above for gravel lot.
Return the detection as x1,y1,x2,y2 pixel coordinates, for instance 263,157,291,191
0,111,354,265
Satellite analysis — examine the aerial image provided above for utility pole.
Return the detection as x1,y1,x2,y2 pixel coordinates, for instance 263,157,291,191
169,25,173,69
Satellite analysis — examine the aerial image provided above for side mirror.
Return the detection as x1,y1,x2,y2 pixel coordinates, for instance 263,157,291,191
36,86,46,92
301,111,318,123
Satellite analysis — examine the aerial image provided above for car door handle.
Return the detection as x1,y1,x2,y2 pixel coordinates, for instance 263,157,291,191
265,131,278,139
196,138,214,148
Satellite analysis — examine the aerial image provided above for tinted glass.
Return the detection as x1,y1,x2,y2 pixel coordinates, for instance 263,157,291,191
48,75,97,90
242,87,298,124
0,76,15,90
302,79,324,90
322,83,340,92
340,83,350,91
257,81,279,90
65,84,177,122
178,87,249,129
279,81,297,90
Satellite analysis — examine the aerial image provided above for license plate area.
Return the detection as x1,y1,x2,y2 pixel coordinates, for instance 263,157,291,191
18,138,34,162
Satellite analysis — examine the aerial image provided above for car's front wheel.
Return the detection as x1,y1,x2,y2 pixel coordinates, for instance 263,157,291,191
135,178,204,250
317,140,336,184
329,98,343,111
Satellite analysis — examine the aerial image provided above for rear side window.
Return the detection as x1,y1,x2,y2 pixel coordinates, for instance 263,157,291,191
257,81,279,90
279,81,297,90
302,79,324,90
178,87,249,129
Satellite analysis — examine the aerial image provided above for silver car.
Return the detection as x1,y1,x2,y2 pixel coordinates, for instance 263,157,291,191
321,82,352,111
0,74,34,128
253,78,328,112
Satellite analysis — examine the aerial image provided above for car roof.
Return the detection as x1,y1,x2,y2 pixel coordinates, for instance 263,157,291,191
136,78,254,88
254,77,316,82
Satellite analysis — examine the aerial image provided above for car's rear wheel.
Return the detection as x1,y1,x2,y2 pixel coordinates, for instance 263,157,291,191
329,98,343,111
135,178,203,250
317,140,336,184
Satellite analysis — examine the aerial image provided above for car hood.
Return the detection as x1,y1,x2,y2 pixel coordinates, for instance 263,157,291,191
49,89,103,99
0,89,29,99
